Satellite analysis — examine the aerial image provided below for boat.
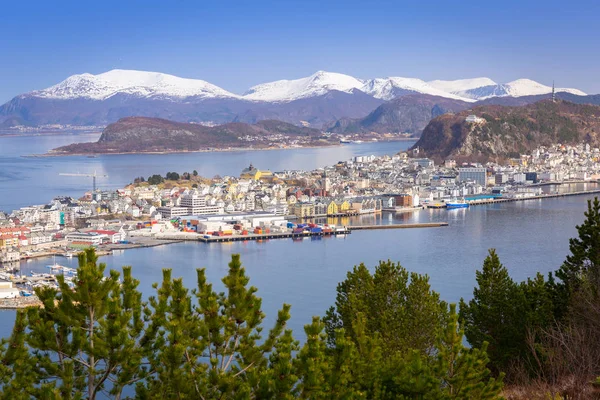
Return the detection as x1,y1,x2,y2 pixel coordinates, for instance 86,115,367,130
340,139,352,144
352,140,364,144
45,256,66,271
446,199,469,209
20,290,33,297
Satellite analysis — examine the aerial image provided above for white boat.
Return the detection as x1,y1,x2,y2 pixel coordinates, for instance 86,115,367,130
45,256,67,271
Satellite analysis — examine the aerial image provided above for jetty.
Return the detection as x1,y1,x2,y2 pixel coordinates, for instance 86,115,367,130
349,222,448,230
468,188,600,206
153,222,448,244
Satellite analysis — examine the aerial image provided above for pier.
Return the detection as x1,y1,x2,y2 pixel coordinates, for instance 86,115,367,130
152,222,449,244
467,189,600,206
349,222,448,230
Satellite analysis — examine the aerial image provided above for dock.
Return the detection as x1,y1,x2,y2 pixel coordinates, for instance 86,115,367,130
198,229,352,243
349,222,448,230
468,189,600,206
152,222,449,244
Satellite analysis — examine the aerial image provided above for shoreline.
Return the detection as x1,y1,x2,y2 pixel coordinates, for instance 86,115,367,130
24,138,417,158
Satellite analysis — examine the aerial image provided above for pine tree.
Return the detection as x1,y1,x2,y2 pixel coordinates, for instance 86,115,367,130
324,261,447,357
459,249,527,375
139,254,292,399
554,197,600,317
0,248,149,400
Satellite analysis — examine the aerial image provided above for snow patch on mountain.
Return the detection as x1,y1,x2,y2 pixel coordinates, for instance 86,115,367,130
427,78,497,94
456,79,587,100
361,77,474,102
31,69,240,100
243,71,364,102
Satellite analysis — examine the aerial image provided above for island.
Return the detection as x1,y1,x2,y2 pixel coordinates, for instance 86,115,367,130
48,117,339,155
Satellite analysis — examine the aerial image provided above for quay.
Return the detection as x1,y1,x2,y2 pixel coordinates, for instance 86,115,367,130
153,222,448,244
468,188,600,206
349,222,448,230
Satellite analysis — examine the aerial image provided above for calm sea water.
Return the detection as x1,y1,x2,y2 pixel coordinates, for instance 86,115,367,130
0,133,595,348
0,132,413,211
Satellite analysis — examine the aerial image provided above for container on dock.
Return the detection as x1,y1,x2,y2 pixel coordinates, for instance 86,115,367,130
323,228,333,234
311,227,322,233
297,224,307,228
308,223,317,228
254,228,263,234
287,222,295,229
233,224,242,230
292,228,304,234
241,230,248,235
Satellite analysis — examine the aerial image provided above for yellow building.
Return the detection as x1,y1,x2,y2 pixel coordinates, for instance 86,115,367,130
327,201,339,215
337,200,350,212
240,163,274,181
0,235,19,248
294,203,315,218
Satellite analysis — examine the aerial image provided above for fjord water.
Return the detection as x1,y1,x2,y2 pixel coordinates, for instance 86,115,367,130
0,133,595,344
0,132,412,210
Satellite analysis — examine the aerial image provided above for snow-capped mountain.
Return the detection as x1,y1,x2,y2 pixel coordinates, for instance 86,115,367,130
427,78,497,95
243,71,364,102
1,69,593,130
430,78,586,101
361,77,473,101
31,69,240,100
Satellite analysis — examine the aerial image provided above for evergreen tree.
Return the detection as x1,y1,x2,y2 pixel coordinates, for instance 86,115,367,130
459,249,527,375
324,261,447,356
0,248,149,400
139,254,292,399
147,175,164,185
554,197,600,317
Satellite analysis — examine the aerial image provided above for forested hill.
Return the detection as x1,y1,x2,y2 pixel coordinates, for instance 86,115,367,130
50,117,328,154
412,100,600,162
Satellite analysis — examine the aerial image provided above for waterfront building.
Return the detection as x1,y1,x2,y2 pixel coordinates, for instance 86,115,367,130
294,202,314,218
458,167,487,186
65,232,109,247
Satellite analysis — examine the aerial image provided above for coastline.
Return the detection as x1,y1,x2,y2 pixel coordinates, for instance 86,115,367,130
24,138,418,158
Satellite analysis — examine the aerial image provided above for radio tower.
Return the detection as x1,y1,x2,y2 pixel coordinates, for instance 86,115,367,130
552,81,556,103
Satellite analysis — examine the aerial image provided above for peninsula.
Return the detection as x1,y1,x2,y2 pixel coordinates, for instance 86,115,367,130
49,117,337,154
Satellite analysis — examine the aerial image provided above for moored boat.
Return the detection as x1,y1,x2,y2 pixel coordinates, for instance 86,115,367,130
446,199,469,209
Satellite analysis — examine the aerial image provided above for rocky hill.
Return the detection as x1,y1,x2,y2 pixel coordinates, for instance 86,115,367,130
327,94,471,135
412,100,600,162
51,117,328,154
328,93,600,137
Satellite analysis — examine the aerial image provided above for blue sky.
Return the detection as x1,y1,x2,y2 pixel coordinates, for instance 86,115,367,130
1,0,599,103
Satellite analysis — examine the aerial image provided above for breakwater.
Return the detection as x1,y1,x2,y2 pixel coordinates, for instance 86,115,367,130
468,188,600,206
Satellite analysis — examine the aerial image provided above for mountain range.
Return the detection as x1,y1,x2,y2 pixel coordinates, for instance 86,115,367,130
0,69,591,129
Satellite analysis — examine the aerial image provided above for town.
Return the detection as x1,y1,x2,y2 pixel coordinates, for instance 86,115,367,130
1,142,600,270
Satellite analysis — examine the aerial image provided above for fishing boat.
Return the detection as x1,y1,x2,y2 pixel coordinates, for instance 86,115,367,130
446,199,469,209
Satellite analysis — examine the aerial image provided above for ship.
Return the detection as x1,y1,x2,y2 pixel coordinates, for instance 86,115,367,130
445,199,469,209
